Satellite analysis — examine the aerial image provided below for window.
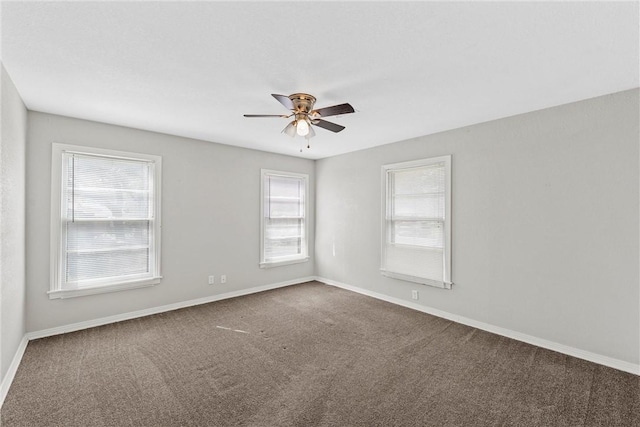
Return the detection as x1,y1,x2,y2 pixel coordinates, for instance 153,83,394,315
49,144,162,299
381,156,452,289
260,169,309,268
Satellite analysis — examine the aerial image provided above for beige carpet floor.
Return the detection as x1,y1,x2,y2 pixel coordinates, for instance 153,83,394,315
2,281,638,426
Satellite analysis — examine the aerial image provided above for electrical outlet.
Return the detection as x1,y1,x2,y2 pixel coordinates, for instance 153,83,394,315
411,290,419,300
208,275,215,285
220,275,227,284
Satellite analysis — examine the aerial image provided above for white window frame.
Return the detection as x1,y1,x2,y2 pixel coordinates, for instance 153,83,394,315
259,169,310,268
380,155,452,289
49,143,162,299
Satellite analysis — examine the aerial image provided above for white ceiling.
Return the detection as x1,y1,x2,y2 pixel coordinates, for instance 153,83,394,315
1,2,638,160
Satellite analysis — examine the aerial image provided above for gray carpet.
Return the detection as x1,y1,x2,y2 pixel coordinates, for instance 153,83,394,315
2,281,638,426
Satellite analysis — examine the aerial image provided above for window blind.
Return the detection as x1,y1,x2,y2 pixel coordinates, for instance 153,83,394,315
263,173,306,262
382,157,451,288
62,152,155,286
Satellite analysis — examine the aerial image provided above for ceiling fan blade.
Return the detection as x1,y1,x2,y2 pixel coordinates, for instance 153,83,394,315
282,121,296,137
244,114,289,118
312,119,346,133
272,94,294,110
311,103,354,118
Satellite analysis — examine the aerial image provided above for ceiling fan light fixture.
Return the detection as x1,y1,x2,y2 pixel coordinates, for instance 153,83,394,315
305,124,316,140
282,121,297,137
296,118,310,136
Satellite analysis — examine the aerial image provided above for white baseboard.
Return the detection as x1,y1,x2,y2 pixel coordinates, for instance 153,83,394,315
0,335,29,409
28,277,315,340
315,276,640,376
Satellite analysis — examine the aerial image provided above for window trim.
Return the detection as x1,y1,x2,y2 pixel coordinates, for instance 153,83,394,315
380,156,452,289
259,169,310,268
49,143,162,299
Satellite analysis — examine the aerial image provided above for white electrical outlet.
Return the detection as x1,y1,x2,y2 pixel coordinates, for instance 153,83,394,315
220,275,227,284
208,275,215,285
411,290,419,300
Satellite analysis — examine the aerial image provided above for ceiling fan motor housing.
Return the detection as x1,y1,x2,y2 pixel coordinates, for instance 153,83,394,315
289,93,316,114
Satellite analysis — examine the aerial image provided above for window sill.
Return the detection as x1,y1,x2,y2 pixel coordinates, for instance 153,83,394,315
381,270,452,290
260,257,310,269
48,277,162,299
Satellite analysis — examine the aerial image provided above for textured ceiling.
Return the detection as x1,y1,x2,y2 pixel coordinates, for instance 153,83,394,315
1,2,638,159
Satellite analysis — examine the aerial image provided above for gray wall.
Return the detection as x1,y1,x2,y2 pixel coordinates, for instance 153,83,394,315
26,112,315,332
316,89,640,365
1,64,27,381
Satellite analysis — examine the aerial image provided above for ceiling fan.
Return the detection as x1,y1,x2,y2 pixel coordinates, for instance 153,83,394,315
244,93,355,141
